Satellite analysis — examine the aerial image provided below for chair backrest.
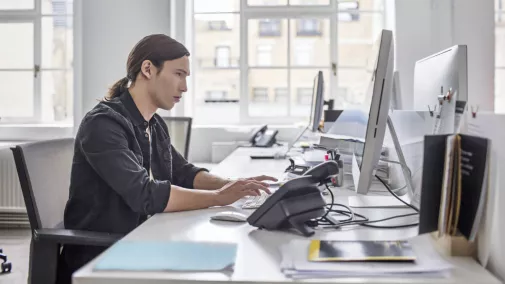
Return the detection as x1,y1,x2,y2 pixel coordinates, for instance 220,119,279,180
162,116,192,160
11,138,74,230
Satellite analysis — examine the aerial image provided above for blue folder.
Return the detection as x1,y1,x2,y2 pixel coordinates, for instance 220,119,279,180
94,240,237,272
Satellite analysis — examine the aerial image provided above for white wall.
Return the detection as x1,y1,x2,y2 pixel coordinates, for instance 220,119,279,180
76,0,171,127
394,0,495,111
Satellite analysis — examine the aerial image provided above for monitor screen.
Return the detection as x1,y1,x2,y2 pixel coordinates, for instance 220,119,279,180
354,33,383,165
308,71,324,132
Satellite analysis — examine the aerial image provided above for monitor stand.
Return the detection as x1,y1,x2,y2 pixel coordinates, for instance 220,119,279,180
349,115,415,208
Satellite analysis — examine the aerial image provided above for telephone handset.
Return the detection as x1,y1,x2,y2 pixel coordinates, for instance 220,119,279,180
250,124,278,147
247,161,339,237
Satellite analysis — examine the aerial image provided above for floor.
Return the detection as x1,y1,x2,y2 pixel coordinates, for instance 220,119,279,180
0,229,31,284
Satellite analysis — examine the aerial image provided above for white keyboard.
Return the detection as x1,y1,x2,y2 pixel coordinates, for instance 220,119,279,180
242,191,270,209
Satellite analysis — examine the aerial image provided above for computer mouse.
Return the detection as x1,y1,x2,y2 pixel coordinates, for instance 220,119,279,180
210,211,248,222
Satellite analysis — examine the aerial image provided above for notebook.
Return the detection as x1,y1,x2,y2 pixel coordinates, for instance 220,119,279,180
308,240,416,262
94,240,237,272
419,133,490,241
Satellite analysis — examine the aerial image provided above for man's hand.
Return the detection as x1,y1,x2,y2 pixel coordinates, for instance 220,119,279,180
215,180,271,206
243,175,278,184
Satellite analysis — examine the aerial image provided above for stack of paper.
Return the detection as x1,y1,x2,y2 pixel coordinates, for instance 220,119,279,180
279,236,453,279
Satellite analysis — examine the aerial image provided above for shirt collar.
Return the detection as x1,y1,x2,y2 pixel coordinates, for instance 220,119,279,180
120,90,157,127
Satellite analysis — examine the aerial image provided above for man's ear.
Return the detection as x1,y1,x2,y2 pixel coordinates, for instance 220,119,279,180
140,60,152,79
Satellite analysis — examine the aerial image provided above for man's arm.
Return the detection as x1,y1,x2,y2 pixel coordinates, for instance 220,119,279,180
164,185,218,212
193,171,230,190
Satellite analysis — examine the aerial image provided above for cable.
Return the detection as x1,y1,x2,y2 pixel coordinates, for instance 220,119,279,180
318,183,335,221
310,178,419,229
379,158,413,177
374,174,419,212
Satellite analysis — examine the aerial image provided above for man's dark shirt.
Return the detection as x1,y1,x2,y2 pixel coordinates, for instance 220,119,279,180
61,91,207,276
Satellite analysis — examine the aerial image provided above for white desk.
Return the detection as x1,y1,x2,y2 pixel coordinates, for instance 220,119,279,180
73,147,501,284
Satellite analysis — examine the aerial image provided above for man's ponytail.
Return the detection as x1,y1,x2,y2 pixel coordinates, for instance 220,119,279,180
106,77,129,100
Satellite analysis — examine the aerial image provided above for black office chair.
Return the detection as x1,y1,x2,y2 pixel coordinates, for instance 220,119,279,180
162,116,192,160
11,139,122,284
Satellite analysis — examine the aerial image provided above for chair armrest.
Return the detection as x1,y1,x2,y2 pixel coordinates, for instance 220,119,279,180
34,229,123,247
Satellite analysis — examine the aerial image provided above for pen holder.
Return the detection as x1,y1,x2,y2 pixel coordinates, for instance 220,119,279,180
430,232,477,258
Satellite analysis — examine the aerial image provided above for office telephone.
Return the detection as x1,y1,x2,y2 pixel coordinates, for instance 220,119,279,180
250,125,278,147
247,161,339,237
0,249,12,274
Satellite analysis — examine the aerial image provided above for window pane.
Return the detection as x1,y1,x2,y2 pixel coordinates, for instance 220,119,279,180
0,0,33,10
336,68,371,108
194,0,239,13
42,16,73,69
41,71,73,122
356,0,385,11
496,0,503,12
193,69,240,124
0,72,34,118
249,69,288,117
42,0,73,15
290,19,330,66
497,13,505,67
249,19,288,66
339,43,376,68
338,12,383,42
290,69,330,117
195,14,239,69
0,23,33,69
248,0,288,6
289,0,329,6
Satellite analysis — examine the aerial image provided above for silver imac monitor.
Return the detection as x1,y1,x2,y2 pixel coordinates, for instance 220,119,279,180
308,71,325,132
391,71,403,110
352,29,395,195
413,45,468,110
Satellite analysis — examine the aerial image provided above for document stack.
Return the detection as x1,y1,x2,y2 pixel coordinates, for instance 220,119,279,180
279,236,453,279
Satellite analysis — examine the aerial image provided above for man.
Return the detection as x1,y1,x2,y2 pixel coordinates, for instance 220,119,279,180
59,34,275,283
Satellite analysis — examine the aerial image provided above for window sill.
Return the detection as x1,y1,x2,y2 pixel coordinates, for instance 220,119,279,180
0,124,74,141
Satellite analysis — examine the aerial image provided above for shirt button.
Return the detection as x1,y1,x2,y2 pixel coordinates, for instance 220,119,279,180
144,121,148,126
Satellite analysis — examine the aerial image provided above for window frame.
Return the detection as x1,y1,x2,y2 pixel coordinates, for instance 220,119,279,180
0,0,73,125
190,0,385,125
214,45,231,68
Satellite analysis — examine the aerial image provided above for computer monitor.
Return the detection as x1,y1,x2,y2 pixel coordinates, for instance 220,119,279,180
391,71,403,110
352,29,395,195
413,45,468,110
308,71,325,132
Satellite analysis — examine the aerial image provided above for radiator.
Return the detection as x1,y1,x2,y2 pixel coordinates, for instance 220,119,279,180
0,147,28,227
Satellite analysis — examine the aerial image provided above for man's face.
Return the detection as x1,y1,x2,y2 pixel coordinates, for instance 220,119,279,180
148,56,190,110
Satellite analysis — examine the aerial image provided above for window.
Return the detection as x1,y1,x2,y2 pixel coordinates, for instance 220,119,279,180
297,19,322,36
274,88,288,102
252,87,269,102
205,90,228,101
191,0,385,125
294,45,312,66
256,45,272,66
0,0,74,124
496,0,505,112
215,46,231,68
338,1,360,22
297,88,313,104
258,19,281,37
208,20,231,31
